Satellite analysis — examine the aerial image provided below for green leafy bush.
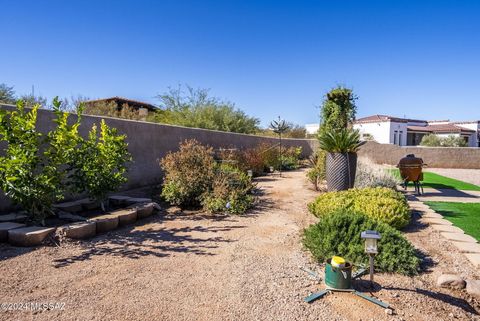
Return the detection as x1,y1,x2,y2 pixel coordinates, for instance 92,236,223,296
308,187,410,229
71,120,131,210
307,149,327,190
303,210,420,275
160,139,216,207
0,99,81,223
280,146,302,170
202,164,255,214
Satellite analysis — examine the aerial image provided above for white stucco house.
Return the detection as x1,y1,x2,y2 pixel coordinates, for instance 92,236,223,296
353,115,480,147
305,115,480,146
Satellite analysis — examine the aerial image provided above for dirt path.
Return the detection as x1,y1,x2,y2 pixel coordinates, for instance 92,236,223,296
1,169,480,321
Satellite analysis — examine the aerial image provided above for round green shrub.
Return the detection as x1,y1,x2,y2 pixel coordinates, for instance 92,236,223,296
202,164,255,214
308,187,410,229
303,210,420,276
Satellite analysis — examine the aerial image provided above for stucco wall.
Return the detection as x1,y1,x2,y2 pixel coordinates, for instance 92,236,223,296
354,121,392,144
0,104,318,212
358,141,480,169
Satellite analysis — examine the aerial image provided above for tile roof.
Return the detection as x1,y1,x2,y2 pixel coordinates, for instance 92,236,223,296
84,96,158,111
354,114,426,124
407,123,475,133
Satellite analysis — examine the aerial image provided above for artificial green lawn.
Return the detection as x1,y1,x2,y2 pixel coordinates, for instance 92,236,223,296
425,202,480,241
391,169,480,191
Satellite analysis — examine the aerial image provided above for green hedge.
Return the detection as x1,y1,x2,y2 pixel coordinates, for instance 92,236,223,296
308,187,410,229
303,210,420,275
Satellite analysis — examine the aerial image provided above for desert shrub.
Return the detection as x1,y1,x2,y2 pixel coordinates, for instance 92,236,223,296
71,119,131,210
0,98,81,223
303,210,420,275
307,149,327,191
160,139,215,207
308,187,410,229
220,143,303,175
202,164,255,214
420,134,468,147
281,146,302,170
355,158,401,189
239,148,265,176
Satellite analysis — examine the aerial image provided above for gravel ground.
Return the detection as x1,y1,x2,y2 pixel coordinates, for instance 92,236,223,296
1,169,480,321
427,168,480,186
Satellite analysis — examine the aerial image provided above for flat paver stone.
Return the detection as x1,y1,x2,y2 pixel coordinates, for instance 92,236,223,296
8,226,56,247
90,215,119,233
0,222,26,242
422,212,444,219
431,224,465,234
59,222,96,239
54,200,83,213
126,198,153,205
108,196,132,206
440,232,478,243
128,202,154,219
110,209,137,226
464,254,480,268
58,211,87,222
0,213,28,223
422,218,453,225
450,241,480,253
79,198,101,211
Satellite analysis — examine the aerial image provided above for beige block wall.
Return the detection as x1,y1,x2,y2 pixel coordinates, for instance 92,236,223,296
358,141,480,169
0,104,318,212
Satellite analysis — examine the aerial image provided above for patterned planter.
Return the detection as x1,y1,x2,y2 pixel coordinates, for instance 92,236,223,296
326,152,357,191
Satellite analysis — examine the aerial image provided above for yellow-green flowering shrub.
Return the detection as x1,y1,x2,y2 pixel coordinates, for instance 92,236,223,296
308,187,410,229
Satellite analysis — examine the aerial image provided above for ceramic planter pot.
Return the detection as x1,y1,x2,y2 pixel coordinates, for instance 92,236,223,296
326,152,357,191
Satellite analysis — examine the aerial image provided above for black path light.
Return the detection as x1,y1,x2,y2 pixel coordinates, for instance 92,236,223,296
303,230,389,312
361,230,381,287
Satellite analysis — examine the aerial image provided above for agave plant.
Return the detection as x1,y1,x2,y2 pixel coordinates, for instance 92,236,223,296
318,128,364,153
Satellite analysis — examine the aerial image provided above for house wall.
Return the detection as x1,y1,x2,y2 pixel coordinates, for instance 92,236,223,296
358,141,480,169
0,104,318,212
388,121,408,146
305,123,320,135
456,122,480,147
353,121,392,144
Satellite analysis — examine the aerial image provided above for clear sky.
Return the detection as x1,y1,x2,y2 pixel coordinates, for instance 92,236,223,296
1,0,479,126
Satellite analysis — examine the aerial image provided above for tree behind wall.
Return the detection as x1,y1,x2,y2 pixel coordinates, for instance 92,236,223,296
0,83,16,104
151,85,260,134
420,134,468,147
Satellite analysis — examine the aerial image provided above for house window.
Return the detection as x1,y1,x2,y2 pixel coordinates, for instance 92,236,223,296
393,131,398,145
399,131,403,146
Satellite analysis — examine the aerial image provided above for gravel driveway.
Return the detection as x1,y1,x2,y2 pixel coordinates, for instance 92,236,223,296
1,169,479,321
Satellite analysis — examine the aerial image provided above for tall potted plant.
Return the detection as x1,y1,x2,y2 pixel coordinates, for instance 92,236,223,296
318,128,363,191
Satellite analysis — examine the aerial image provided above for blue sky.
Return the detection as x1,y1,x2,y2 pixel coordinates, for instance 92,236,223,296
1,0,479,127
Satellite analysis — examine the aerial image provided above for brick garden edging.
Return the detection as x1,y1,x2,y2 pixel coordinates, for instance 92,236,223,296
0,198,158,247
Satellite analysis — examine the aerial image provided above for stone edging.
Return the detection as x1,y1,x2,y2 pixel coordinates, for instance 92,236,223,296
408,200,480,268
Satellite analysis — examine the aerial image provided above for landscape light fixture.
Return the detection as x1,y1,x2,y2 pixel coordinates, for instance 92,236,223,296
247,170,253,178
361,230,381,286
